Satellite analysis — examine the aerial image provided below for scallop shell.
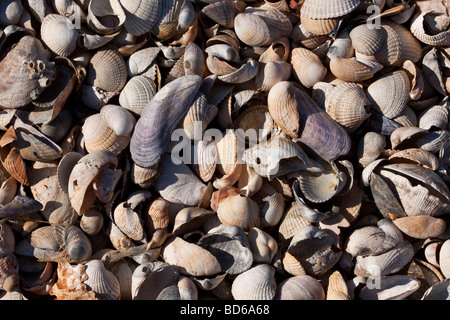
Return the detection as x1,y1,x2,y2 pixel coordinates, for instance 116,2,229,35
162,236,221,277
130,75,202,169
119,76,157,116
120,0,163,36
83,260,120,300
85,48,127,93
291,47,327,88
0,35,56,109
324,82,371,133
300,0,361,19
274,275,325,300
367,69,411,119
231,264,277,300
41,14,79,57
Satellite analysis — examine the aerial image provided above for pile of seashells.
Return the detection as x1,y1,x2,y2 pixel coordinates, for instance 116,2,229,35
0,0,450,300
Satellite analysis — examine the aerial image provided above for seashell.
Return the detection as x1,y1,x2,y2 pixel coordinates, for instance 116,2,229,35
0,35,56,109
300,0,361,19
233,105,274,146
324,82,371,133
274,275,325,300
421,278,450,300
255,61,292,92
411,11,450,46
41,14,79,57
107,221,133,250
131,261,180,300
234,7,292,47
327,26,354,59
268,81,351,161
329,56,375,82
198,225,253,275
392,105,418,127
418,105,449,131
0,146,29,186
0,0,23,26
68,150,119,215
0,253,20,292
422,47,447,96
214,188,261,231
119,76,157,116
29,160,77,225
217,58,259,84
359,275,421,300
345,225,399,257
113,202,144,242
183,42,206,77
390,126,427,150
85,48,128,93
162,236,221,277
376,163,450,217
87,0,126,35
154,154,211,208
79,84,117,111
0,176,17,206
177,275,198,300
415,130,450,154
350,23,385,56
282,251,307,276
231,264,277,300
193,138,217,183
30,225,93,263
287,225,341,276
130,75,203,169
291,47,327,88
278,201,312,241
357,132,386,167
0,221,16,255
366,70,411,119
82,105,136,155
83,260,120,300
126,47,161,77
300,16,339,36
247,227,278,264
120,0,163,36
439,239,450,279
258,37,291,63
201,0,237,29
260,192,285,227
80,208,104,236
0,195,42,220
144,197,169,237
354,241,414,277
182,92,218,140
327,270,350,300
388,148,439,171
392,216,446,239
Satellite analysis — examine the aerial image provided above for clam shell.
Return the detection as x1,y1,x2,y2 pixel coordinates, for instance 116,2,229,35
130,75,202,169
85,48,127,93
113,202,144,242
182,92,217,140
201,0,237,29
268,81,351,162
291,47,327,88
324,82,371,133
198,225,253,275
217,58,259,84
393,216,446,239
162,236,221,277
247,227,278,264
183,42,206,77
87,0,126,35
80,208,104,236
172,207,215,237
83,260,120,300
119,76,157,116
366,70,411,119
215,191,261,231
418,105,449,131
120,0,163,36
260,192,285,227
300,0,361,19
144,198,169,236
0,35,56,109
359,275,421,300
231,264,277,300
126,47,161,77
41,14,79,57
274,275,325,300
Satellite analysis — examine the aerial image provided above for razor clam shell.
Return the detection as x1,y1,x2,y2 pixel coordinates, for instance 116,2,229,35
130,75,202,169
231,264,277,300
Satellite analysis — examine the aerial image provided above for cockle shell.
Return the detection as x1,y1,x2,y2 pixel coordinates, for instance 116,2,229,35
349,23,385,56
0,35,56,109
300,0,361,19
119,76,157,116
359,275,421,300
201,0,237,29
248,227,278,264
393,216,446,239
418,105,449,131
345,225,399,257
439,239,450,279
80,208,104,236
30,225,92,263
41,14,79,57
255,61,292,92
120,0,163,36
411,10,450,47
274,275,325,300
87,0,126,35
260,192,285,227
183,41,206,77
357,132,386,167
231,264,277,300
329,56,375,82
83,259,120,300
113,202,145,242
85,48,127,93
327,270,350,300
300,16,339,36
130,75,202,169
278,201,312,241
126,47,161,77
182,92,218,140
268,81,351,162
291,47,327,88
162,236,221,277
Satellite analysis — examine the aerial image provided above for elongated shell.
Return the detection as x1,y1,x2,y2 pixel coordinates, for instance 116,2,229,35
130,75,202,168
162,236,221,277
41,14,79,57
231,264,277,300
83,260,120,300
